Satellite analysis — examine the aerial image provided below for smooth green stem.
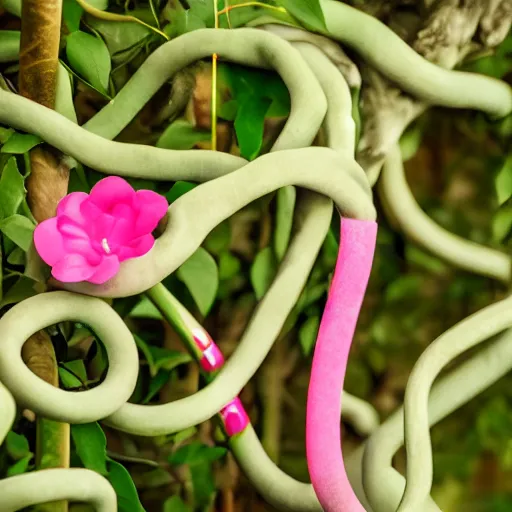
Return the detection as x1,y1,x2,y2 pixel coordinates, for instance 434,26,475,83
145,283,203,361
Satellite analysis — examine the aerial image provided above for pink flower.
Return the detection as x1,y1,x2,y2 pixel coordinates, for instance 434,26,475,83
34,176,168,284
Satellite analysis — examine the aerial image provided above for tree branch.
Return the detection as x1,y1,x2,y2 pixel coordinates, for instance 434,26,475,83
18,2,70,512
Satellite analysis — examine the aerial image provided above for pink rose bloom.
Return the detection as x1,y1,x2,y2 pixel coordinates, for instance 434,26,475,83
34,176,168,284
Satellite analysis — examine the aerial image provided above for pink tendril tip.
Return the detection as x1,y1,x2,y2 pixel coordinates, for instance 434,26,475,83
220,398,249,437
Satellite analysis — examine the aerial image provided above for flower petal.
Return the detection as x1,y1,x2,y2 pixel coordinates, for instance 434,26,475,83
51,253,96,283
89,176,135,213
56,192,88,223
57,215,89,240
111,203,136,224
88,213,116,241
80,198,104,223
34,218,66,266
108,218,133,248
87,255,120,284
118,234,154,262
64,237,102,265
134,190,168,236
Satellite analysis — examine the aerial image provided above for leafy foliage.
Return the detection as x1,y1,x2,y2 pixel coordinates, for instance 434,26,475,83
176,247,219,316
220,62,291,160
71,422,108,475
276,0,327,32
250,246,277,299
66,30,112,95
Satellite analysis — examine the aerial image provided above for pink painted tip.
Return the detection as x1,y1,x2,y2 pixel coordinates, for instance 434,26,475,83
33,177,168,284
192,328,213,350
200,343,225,372
220,398,249,437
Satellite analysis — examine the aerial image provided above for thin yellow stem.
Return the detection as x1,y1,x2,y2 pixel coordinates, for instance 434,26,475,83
211,55,218,151
224,0,232,29
76,0,169,40
218,1,286,17
211,0,219,151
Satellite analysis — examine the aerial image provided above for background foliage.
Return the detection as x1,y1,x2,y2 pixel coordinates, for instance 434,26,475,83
0,0,511,511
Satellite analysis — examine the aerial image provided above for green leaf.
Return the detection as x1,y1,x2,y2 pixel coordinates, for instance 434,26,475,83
166,181,197,204
188,0,215,27
107,458,146,512
176,247,218,316
130,296,163,319
148,346,192,374
0,0,21,17
276,0,327,32
492,206,512,243
0,214,35,251
495,154,512,205
7,247,25,265
399,124,423,162
299,315,320,355
173,426,197,445
63,0,83,32
218,99,237,121
7,453,33,476
1,133,42,154
218,251,241,281
221,64,290,118
143,369,171,404
0,30,20,63
88,18,150,57
321,228,338,268
0,276,38,308
63,359,88,381
58,366,83,389
169,442,227,466
302,283,327,309
134,334,191,377
71,422,108,476
88,0,108,8
250,247,277,299
0,157,25,218
55,63,78,124
133,334,155,370
204,221,230,255
476,397,512,466
274,186,296,261
0,127,15,143
165,8,206,38
164,496,191,512
66,31,111,94
6,431,30,460
234,95,272,160
157,120,210,150
462,35,512,79
191,462,216,508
